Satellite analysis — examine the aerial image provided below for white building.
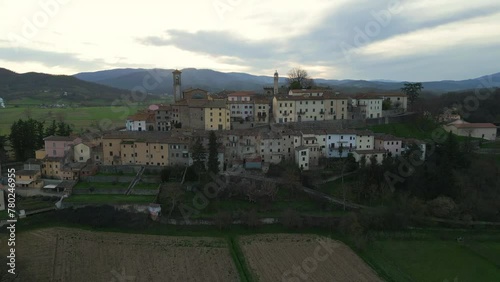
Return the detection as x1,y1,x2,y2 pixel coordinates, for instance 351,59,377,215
443,120,497,141
351,94,383,119
295,146,310,170
228,91,256,122
126,111,155,131
326,130,357,158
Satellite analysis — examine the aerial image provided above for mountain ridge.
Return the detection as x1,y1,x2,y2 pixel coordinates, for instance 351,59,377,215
74,68,500,95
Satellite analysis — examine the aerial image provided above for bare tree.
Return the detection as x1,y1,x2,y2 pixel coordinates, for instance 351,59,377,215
287,67,315,89
245,180,279,203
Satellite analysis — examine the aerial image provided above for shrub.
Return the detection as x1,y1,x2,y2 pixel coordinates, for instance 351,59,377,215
427,196,457,218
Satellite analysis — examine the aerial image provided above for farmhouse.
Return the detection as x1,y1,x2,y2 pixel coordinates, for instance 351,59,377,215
443,120,497,140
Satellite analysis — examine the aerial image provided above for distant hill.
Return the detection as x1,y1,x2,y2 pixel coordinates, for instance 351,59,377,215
75,68,500,95
0,68,155,105
75,68,290,95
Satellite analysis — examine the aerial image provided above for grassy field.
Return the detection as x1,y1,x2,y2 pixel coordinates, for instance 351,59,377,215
133,183,160,190
368,122,438,140
481,140,500,149
369,122,482,142
0,105,144,135
65,194,156,204
364,239,500,282
74,181,129,189
0,95,172,135
319,174,358,199
17,196,59,211
15,211,500,282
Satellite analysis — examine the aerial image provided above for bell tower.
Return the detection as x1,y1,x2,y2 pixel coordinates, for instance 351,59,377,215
273,70,279,95
173,69,182,101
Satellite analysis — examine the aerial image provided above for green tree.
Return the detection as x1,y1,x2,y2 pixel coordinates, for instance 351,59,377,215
401,82,423,108
382,99,392,110
0,135,8,162
9,118,45,160
207,131,220,174
45,120,57,136
56,121,73,136
191,137,206,178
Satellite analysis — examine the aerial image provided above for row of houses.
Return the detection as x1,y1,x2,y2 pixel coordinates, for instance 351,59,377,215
126,89,408,132
273,91,407,123
101,126,424,171
15,136,101,188
126,89,272,132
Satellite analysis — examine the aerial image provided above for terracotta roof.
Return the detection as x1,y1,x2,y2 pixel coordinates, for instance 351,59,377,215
376,93,407,97
289,89,328,94
17,170,39,176
127,112,155,122
356,130,374,136
183,88,208,94
275,95,325,101
185,99,227,108
44,135,77,142
374,134,403,141
353,93,384,100
228,91,256,97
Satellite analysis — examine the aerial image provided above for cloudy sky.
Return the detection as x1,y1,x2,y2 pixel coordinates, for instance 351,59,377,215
1,0,499,81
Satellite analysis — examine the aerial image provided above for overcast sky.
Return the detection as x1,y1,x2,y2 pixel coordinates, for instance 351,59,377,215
1,0,499,81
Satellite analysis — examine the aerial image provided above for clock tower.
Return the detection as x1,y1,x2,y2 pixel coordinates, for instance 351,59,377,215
273,70,279,95
172,69,182,101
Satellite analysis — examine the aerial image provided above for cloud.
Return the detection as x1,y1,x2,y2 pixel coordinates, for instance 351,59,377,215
138,30,279,59
0,47,104,69
0,47,149,71
2,0,500,80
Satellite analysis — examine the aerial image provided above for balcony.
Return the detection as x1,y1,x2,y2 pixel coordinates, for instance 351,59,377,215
282,112,290,116
298,111,305,115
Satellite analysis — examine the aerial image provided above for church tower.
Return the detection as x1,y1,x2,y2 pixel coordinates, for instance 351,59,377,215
172,69,182,101
273,70,279,95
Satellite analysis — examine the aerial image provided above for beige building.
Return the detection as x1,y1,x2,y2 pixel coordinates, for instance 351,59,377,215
42,157,64,179
352,149,386,165
102,131,195,166
253,97,270,123
273,90,350,124
171,98,230,131
443,120,497,140
324,94,349,120
356,130,375,151
74,143,91,163
16,170,44,188
204,100,231,130
378,93,408,111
